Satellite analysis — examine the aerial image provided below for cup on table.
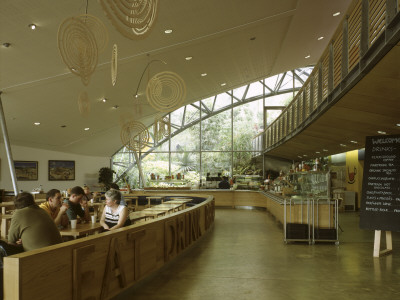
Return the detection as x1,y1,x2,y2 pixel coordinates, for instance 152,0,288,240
91,215,96,224
70,219,77,229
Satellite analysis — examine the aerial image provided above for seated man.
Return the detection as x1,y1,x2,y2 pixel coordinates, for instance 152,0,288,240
7,192,62,252
218,176,231,189
39,189,69,227
65,186,90,223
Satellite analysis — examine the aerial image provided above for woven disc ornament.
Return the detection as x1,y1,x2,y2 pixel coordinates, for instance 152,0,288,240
99,0,159,39
78,91,90,116
77,14,109,53
58,17,98,86
146,71,186,112
120,121,150,151
111,44,118,86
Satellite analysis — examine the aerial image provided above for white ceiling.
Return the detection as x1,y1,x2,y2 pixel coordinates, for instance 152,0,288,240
0,0,354,157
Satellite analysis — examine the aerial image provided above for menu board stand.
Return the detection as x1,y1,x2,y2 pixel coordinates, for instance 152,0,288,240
360,134,400,257
373,230,392,257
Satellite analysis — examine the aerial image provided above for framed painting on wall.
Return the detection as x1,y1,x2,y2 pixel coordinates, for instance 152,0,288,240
48,160,75,181
14,161,38,181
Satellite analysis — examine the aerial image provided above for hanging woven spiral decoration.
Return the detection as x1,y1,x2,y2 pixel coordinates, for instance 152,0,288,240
58,17,98,86
99,0,159,39
146,71,186,112
78,91,90,116
120,121,149,151
77,14,109,53
111,44,118,86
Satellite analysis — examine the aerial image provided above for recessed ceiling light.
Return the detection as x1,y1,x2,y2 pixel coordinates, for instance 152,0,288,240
185,56,193,61
315,151,320,154
323,149,328,152
34,122,40,126
298,156,302,158
84,128,90,131
305,55,310,59
377,130,386,134
340,144,347,147
101,98,107,102
2,42,11,48
317,36,324,41
28,24,37,30
303,154,308,157
164,29,173,34
201,73,207,77
221,83,226,86
350,140,358,144
396,123,400,127
333,12,341,17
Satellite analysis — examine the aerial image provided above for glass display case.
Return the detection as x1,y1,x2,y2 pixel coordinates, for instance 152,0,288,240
145,179,190,190
286,171,331,198
233,175,263,190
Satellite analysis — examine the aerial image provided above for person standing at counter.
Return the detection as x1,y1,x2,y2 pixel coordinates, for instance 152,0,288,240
219,176,231,189
65,186,90,223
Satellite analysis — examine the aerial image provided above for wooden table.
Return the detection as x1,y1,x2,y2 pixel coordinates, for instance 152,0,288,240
145,196,164,207
164,199,192,209
59,222,103,239
0,213,12,240
142,207,168,218
124,196,138,209
129,211,152,223
0,202,15,214
155,203,183,213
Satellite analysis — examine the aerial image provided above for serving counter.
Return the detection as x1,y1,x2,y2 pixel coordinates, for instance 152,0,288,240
127,190,336,241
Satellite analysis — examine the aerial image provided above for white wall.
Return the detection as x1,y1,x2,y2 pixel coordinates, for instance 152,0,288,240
0,143,110,193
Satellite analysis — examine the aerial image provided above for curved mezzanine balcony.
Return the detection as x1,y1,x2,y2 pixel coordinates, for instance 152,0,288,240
263,0,400,161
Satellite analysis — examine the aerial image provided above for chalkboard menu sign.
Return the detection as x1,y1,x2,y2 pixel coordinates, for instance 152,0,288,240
360,134,400,231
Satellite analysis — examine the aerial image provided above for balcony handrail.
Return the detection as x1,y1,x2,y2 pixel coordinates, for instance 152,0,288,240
264,0,398,152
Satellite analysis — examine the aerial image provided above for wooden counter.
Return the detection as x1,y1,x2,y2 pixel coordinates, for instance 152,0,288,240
127,190,334,228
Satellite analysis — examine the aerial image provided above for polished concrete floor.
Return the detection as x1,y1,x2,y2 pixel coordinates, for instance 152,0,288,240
113,208,400,300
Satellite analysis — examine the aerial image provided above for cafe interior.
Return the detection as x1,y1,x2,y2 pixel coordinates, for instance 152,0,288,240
1,0,400,299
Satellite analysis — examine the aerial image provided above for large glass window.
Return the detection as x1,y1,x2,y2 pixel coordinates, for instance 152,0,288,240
112,68,312,188
233,100,263,151
201,110,232,151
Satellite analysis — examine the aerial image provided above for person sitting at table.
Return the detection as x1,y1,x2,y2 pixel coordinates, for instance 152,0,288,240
39,189,69,227
83,185,98,213
65,186,90,223
83,185,98,202
6,192,62,253
100,189,131,231
109,183,127,206
218,176,231,189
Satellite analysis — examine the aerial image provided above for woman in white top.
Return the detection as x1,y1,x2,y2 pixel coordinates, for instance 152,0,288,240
100,189,131,231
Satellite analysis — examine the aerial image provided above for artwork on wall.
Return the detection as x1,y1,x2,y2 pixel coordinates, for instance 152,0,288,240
48,160,75,181
14,161,39,181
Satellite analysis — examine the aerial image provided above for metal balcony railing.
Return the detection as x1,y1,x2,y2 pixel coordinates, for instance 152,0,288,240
264,0,399,152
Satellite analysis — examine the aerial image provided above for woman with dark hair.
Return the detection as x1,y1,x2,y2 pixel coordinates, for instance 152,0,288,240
100,189,131,231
